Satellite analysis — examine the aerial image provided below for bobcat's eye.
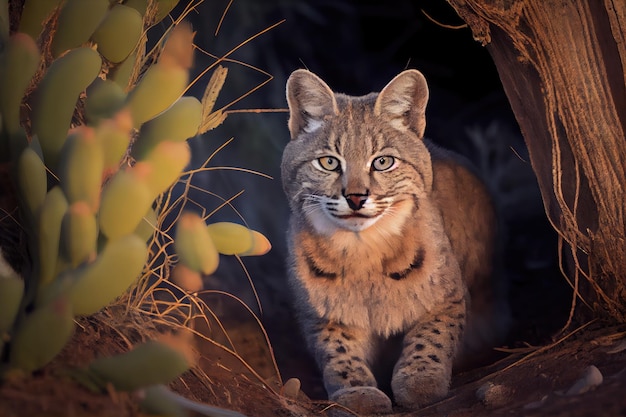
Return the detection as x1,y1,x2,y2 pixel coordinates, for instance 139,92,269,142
317,156,341,172
372,156,396,171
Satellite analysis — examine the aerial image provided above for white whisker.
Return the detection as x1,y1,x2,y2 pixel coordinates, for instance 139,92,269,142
302,193,328,217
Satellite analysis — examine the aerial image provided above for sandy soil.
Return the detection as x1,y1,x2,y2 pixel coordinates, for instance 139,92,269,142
1,306,625,417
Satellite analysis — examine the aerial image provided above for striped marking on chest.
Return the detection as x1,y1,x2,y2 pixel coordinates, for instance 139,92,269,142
305,247,425,280
306,256,338,279
386,247,426,280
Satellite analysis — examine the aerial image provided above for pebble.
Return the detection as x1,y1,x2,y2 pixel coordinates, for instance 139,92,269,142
565,365,603,396
281,377,301,399
476,381,510,407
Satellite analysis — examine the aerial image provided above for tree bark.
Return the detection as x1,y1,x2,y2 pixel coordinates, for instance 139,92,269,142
447,0,626,322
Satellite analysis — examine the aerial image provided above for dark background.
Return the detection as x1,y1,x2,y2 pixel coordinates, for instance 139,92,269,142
167,0,571,398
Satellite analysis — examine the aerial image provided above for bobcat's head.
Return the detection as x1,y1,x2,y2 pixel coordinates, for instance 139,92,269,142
281,69,433,235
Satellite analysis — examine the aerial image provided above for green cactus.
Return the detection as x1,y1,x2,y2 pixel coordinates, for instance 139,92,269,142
0,0,8,45
98,166,154,240
58,126,104,212
51,0,109,57
0,272,24,335
140,141,191,197
131,96,202,159
68,234,148,316
205,222,254,256
170,262,203,293
95,116,133,173
125,63,189,128
32,46,102,170
87,339,192,392
9,296,75,372
139,385,188,417
85,78,128,124
174,212,219,275
37,186,69,286
123,0,149,16
60,201,98,267
139,385,248,417
18,0,63,40
153,0,180,23
124,23,193,127
109,47,141,91
134,207,158,243
92,4,143,63
16,146,47,217
0,33,39,137
239,230,272,256
205,222,272,257
0,6,271,415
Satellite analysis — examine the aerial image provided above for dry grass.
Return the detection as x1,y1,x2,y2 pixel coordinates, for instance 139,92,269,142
99,0,289,405
8,0,290,408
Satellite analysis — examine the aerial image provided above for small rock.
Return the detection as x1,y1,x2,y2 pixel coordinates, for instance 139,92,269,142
281,377,301,399
565,365,603,396
523,395,549,410
476,381,510,407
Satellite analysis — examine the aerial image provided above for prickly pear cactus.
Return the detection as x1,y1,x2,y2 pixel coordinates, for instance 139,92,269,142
0,0,270,394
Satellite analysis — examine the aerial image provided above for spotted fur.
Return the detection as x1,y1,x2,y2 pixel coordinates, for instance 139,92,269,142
281,69,507,413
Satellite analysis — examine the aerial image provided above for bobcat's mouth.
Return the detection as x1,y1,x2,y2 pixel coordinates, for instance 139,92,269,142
305,205,386,234
335,213,374,219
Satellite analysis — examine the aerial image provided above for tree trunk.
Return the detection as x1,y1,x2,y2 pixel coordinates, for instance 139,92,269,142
446,0,626,322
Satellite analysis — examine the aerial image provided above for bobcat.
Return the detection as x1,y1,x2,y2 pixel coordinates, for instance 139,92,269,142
280,69,507,414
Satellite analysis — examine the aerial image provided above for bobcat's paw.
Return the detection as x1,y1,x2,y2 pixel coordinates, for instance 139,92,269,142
391,373,449,409
329,386,393,416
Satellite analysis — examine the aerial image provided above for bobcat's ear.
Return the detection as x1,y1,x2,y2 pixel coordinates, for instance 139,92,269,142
286,69,338,139
374,70,429,138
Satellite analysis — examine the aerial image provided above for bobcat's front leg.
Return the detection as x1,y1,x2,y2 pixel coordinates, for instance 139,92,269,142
391,294,466,409
308,320,393,415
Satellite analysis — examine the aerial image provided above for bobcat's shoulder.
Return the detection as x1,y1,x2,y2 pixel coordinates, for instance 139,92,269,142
281,69,507,414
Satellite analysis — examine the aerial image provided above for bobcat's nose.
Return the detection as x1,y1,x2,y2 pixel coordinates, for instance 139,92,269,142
344,193,368,211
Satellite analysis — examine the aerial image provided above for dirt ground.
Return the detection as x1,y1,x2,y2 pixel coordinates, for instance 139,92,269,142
1,302,626,417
